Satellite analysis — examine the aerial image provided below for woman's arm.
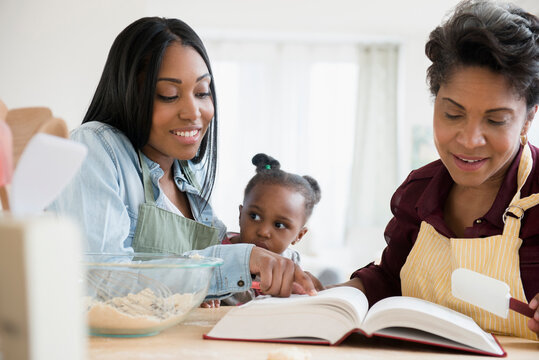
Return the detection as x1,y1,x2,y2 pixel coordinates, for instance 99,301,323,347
47,124,136,253
338,277,366,293
185,244,316,298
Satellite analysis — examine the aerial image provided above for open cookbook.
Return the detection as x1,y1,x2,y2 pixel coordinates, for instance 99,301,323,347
204,286,506,357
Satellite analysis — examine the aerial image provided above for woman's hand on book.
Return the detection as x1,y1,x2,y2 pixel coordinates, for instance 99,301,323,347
249,246,317,297
528,293,539,336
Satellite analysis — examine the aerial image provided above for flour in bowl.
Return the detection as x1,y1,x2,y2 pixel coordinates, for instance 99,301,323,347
86,288,197,335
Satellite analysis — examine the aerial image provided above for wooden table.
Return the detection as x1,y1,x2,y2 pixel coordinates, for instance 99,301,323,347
88,307,539,360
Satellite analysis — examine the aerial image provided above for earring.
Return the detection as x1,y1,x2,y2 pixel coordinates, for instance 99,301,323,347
520,134,528,146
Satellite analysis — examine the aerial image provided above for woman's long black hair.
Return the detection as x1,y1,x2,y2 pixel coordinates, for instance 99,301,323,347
83,17,218,203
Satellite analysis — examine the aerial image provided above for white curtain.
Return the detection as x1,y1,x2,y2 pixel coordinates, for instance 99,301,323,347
344,45,399,254
204,38,399,261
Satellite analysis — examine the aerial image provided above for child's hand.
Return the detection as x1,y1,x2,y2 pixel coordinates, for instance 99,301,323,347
200,299,220,308
528,293,539,335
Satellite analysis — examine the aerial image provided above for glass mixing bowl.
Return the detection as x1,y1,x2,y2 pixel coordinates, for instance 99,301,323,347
83,252,223,337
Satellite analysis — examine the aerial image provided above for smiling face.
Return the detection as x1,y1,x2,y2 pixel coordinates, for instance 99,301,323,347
433,66,534,190
238,183,308,255
142,42,214,169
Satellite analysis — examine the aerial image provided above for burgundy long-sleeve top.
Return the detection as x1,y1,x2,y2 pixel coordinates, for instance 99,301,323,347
352,144,539,307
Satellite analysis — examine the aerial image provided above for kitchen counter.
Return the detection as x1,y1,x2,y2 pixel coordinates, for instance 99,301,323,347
88,307,539,359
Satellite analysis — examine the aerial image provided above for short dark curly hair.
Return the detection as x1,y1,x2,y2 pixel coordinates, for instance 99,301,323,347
244,153,322,220
425,0,539,109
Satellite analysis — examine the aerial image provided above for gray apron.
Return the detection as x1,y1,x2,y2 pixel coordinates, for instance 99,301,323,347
131,152,220,254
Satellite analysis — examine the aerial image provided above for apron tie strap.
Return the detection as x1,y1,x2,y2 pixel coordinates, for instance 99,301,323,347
501,144,538,236
502,205,524,224
138,151,157,204
508,144,532,205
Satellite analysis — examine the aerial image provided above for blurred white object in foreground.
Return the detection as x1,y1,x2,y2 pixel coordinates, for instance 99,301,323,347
0,215,86,360
10,133,87,216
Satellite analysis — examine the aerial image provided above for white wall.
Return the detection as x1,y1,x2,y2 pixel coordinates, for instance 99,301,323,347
0,0,147,129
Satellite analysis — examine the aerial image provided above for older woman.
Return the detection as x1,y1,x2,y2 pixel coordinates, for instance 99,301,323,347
343,0,539,340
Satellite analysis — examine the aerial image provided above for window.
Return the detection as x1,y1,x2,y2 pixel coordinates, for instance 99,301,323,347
206,39,400,265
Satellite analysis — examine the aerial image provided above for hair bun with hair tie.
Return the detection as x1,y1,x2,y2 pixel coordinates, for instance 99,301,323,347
252,153,281,173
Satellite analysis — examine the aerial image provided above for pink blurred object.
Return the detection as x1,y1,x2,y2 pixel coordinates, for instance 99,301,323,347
0,120,13,210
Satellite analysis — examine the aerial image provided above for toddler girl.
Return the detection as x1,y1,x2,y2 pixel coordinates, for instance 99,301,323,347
223,153,321,305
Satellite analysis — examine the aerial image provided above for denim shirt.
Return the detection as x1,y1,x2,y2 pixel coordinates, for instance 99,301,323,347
47,121,253,296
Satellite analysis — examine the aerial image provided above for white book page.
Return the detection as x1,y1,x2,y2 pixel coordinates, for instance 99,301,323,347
361,296,502,355
207,287,369,344
239,286,368,325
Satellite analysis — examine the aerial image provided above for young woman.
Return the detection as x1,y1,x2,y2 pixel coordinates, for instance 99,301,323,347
48,17,315,299
340,0,539,340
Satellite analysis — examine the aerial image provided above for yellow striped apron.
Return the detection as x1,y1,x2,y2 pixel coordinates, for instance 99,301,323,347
401,144,538,340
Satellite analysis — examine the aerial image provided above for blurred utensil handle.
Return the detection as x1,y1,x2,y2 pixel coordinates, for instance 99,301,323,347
509,297,535,318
